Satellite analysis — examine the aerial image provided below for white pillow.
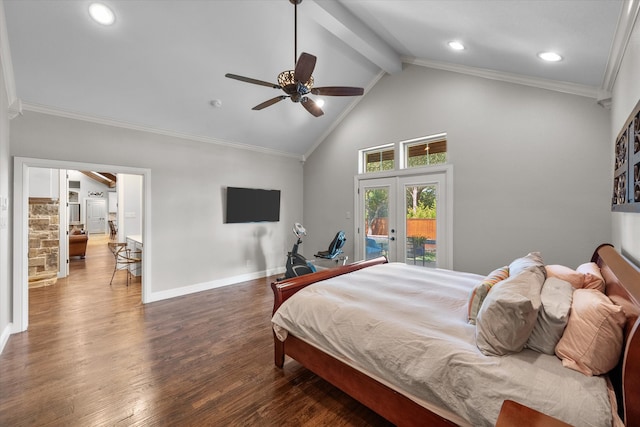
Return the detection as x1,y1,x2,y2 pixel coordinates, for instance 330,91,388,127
526,277,574,354
476,268,545,356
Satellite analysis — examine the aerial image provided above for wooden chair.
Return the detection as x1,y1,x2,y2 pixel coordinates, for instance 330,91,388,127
108,242,141,286
108,220,117,240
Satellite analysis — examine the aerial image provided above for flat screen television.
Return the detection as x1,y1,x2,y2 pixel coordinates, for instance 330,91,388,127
225,187,281,223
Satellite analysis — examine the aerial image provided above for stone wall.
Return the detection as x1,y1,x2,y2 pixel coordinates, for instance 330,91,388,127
29,198,59,288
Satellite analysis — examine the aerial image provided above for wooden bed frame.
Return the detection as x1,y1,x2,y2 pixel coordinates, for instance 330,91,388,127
271,245,640,426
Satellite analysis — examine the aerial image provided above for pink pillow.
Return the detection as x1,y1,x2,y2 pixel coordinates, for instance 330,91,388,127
545,264,584,289
577,262,605,292
555,289,626,376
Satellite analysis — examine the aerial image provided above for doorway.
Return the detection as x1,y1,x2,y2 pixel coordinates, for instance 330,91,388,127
13,157,152,333
356,167,452,268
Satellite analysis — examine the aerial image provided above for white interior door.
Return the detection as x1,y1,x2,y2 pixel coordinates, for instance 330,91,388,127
86,199,107,234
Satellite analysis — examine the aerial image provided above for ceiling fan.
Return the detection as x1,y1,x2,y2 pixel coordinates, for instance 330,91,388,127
225,0,364,117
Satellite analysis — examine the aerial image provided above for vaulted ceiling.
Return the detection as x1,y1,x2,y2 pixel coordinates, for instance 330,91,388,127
3,0,634,158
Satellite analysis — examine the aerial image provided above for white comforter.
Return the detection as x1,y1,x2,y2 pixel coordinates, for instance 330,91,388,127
271,263,613,427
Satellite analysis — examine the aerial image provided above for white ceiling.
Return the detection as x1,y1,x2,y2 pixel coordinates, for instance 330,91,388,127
2,0,629,157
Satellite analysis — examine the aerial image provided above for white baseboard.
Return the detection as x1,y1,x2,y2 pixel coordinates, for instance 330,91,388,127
0,323,13,355
146,267,286,303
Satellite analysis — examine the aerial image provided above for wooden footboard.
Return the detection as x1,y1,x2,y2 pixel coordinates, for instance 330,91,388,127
271,256,388,315
271,257,388,368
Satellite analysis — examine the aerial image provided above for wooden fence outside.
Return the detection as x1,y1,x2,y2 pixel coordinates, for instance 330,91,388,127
368,218,436,240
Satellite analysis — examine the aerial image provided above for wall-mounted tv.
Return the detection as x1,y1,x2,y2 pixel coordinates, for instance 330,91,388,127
225,187,281,223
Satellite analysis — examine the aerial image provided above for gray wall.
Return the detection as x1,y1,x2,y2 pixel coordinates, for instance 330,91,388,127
10,111,303,294
304,64,612,275
611,17,640,265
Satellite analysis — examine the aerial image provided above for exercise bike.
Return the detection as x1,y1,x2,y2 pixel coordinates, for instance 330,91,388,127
282,223,317,280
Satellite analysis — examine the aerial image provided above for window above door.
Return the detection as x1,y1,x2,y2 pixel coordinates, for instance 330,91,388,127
359,133,447,174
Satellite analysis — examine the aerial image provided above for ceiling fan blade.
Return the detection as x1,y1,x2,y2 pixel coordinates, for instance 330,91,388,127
302,98,324,117
225,73,280,89
252,96,288,111
294,52,316,83
311,86,364,96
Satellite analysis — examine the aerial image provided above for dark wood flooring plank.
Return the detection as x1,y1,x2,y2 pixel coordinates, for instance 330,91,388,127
0,235,392,426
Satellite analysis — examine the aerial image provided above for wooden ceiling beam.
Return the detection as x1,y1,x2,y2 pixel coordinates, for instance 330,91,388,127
79,171,116,188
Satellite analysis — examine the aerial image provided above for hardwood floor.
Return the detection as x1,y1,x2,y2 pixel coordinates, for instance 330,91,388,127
0,235,392,426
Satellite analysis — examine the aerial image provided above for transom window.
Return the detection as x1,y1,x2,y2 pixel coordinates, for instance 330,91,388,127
361,144,395,173
401,134,447,168
359,133,447,174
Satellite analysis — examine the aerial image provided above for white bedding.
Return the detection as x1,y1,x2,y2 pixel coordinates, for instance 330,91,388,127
271,263,614,427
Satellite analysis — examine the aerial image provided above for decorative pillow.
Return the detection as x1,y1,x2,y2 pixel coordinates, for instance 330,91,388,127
577,262,605,292
476,268,545,356
545,264,584,289
509,252,546,278
526,277,574,354
555,289,626,376
467,266,509,325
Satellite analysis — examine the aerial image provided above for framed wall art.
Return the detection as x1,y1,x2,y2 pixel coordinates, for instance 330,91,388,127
612,98,640,212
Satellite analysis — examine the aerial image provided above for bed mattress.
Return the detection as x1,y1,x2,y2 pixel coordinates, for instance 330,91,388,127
271,263,614,426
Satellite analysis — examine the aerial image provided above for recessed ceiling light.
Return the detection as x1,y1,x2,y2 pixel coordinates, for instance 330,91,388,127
538,51,562,62
448,41,465,51
89,3,115,26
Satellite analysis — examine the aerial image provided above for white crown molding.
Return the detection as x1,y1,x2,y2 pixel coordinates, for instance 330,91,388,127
602,0,640,91
0,0,17,106
20,102,303,160
8,98,22,119
403,56,607,100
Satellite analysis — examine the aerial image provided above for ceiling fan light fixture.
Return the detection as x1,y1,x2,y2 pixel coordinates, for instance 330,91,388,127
278,70,313,90
89,3,115,26
315,98,325,108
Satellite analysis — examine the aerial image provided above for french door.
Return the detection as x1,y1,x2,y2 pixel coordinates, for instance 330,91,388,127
357,170,451,268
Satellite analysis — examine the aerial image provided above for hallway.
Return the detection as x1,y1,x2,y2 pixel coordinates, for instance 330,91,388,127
67,233,141,288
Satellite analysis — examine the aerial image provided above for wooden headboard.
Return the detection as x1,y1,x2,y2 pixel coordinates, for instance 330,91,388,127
592,244,640,426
